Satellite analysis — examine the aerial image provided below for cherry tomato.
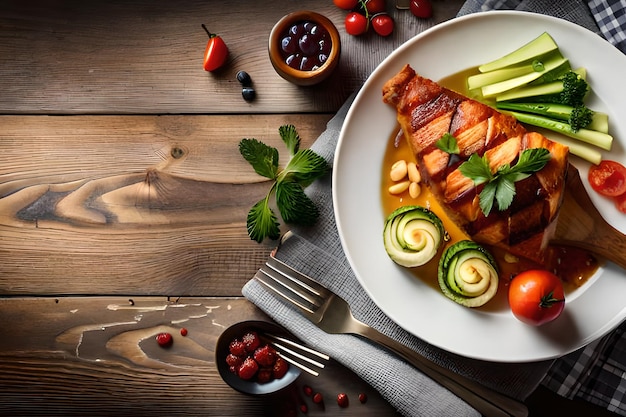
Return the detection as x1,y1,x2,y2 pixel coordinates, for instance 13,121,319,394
333,0,359,10
364,0,387,14
345,12,369,36
410,0,433,19
508,270,565,326
371,13,394,37
588,160,626,197
202,24,229,72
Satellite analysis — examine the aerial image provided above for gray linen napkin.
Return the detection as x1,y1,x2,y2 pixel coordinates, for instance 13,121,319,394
242,94,553,416
457,3,626,416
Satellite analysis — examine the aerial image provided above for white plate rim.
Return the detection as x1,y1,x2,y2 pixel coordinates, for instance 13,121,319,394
333,11,626,362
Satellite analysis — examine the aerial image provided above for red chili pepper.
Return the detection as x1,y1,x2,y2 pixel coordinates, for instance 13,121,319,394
202,24,228,72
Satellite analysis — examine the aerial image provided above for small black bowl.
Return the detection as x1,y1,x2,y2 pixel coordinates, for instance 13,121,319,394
215,320,301,395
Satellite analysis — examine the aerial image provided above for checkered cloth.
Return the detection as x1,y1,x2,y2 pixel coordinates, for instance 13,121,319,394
457,2,626,415
459,0,626,53
589,0,626,53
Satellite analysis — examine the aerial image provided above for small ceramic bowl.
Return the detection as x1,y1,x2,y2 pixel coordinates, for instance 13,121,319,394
269,11,341,86
215,320,301,395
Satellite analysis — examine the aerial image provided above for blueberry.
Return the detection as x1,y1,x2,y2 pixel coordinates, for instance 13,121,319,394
236,70,252,86
242,87,256,101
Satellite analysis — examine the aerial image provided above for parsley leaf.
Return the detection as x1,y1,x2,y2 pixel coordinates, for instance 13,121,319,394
246,193,281,243
459,153,493,185
239,125,329,242
280,149,329,187
279,124,300,157
275,180,319,225
460,148,551,216
436,133,460,154
238,138,279,179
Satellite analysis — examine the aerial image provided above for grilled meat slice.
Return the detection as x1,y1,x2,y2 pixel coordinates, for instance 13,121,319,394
382,64,569,264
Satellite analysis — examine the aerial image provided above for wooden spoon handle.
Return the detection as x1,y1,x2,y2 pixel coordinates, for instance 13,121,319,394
551,164,626,270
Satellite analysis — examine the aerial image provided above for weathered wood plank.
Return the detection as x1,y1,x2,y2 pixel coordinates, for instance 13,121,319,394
0,0,463,114
0,114,331,296
0,297,399,416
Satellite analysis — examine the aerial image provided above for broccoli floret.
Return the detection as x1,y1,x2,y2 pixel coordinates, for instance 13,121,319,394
558,71,589,106
569,105,594,132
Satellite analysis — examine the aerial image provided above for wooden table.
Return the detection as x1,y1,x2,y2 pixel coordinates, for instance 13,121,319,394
0,1,619,416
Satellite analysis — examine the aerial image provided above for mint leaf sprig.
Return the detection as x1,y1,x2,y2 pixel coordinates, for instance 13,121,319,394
239,125,329,243
459,147,551,216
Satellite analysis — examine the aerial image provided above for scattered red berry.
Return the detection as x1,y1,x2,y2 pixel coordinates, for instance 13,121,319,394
359,392,368,403
180,328,188,336
300,404,309,414
303,385,313,396
254,345,277,367
312,392,324,404
156,332,173,347
337,393,349,408
371,13,394,37
237,357,259,380
229,339,246,356
345,12,369,36
242,331,261,352
410,0,433,19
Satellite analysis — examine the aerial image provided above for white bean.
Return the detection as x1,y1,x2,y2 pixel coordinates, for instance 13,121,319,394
388,180,410,195
409,182,421,199
390,160,408,182
407,162,421,183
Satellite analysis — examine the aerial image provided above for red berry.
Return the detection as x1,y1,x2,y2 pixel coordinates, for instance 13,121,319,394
303,385,313,396
242,331,261,352
256,368,273,383
180,328,188,336
272,356,289,379
345,12,369,36
229,339,246,356
156,332,173,347
300,404,309,414
371,13,394,37
225,353,243,369
312,392,324,404
410,0,433,18
253,345,277,367
337,393,349,408
358,393,368,403
237,357,259,380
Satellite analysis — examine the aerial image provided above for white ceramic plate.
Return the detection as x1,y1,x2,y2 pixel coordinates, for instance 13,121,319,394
333,11,626,362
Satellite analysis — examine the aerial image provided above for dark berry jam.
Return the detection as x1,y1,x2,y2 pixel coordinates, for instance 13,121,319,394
280,20,331,71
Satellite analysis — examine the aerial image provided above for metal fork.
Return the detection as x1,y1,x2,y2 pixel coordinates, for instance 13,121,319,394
255,253,529,417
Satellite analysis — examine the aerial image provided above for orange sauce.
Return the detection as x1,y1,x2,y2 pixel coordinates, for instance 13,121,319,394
380,70,599,300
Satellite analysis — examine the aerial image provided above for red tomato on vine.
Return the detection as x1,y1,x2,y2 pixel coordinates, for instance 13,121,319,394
344,12,369,36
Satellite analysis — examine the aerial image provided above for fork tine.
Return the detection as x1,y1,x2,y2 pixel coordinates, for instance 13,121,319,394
266,254,331,298
255,268,318,316
266,334,329,377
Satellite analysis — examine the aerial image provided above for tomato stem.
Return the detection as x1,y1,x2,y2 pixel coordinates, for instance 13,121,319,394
201,24,216,38
539,290,565,308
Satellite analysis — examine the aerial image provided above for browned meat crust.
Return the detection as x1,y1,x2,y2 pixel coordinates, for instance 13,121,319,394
383,64,569,264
